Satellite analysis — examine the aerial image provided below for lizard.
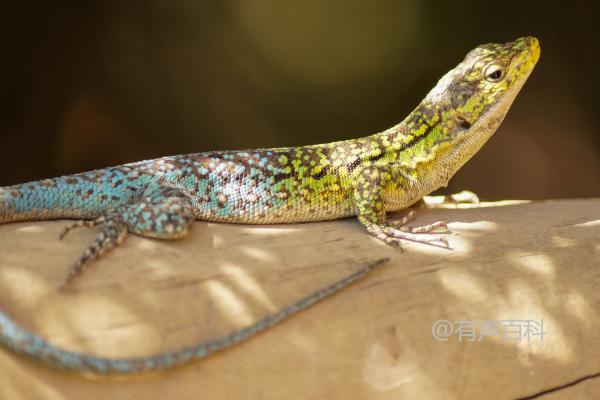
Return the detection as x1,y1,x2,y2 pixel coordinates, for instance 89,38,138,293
0,36,540,374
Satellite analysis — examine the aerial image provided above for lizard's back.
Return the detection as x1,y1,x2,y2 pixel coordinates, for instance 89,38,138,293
0,142,363,224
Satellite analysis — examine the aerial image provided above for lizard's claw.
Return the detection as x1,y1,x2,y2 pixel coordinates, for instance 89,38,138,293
363,210,452,250
369,226,450,250
401,220,450,234
387,210,416,227
384,226,450,247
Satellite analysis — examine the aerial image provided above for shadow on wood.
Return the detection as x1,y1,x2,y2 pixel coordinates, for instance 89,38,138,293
0,198,598,399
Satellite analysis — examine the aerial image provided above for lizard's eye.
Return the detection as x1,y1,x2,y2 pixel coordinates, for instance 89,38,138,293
484,64,504,81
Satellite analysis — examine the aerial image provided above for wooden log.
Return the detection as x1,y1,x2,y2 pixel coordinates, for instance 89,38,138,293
0,198,598,399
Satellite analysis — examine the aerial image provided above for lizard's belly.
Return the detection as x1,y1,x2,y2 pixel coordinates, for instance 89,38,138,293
382,168,448,212
191,185,356,224
194,199,356,224
382,186,425,212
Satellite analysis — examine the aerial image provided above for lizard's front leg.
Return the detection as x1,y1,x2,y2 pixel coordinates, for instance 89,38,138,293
61,184,194,286
352,166,450,249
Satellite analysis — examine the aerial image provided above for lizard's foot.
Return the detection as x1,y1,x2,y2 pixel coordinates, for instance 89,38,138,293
61,209,127,288
362,211,451,251
366,224,450,250
387,210,449,233
352,165,452,251
60,185,194,288
387,209,417,226
420,190,480,208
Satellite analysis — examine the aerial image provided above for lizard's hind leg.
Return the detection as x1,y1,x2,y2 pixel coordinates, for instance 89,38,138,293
121,185,195,240
59,216,106,240
61,185,194,286
62,209,128,286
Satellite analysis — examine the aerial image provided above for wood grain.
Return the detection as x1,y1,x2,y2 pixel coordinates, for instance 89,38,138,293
0,199,598,400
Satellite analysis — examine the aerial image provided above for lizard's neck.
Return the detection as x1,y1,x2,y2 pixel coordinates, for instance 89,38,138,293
372,94,500,193
375,100,461,172
374,85,521,197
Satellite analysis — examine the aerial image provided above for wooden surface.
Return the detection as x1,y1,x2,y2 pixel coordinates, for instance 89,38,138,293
0,198,599,400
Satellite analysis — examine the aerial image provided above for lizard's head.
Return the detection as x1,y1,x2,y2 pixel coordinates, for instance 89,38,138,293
451,36,540,123
413,36,540,173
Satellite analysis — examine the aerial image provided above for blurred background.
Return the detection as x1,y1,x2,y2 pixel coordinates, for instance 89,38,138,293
0,1,598,199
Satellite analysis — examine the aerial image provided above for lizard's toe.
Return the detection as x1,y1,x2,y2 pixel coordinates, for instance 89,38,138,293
59,217,105,240
404,220,450,234
366,222,451,250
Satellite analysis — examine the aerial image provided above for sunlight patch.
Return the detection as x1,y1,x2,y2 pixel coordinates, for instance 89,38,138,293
211,234,225,247
206,280,255,326
438,269,488,302
134,239,158,250
421,199,530,209
239,246,276,262
241,226,303,236
16,224,44,233
550,235,575,248
0,267,49,304
496,281,573,363
575,219,600,228
407,231,471,254
144,258,177,278
565,291,595,326
510,252,555,276
39,295,161,357
221,263,276,311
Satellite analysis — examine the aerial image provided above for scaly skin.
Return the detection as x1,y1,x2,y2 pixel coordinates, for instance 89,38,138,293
0,37,540,374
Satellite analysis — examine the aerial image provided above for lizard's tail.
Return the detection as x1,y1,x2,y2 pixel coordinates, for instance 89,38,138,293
0,181,100,223
0,170,136,223
0,258,388,374
0,188,10,222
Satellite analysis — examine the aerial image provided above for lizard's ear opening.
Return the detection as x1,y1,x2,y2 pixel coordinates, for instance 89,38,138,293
456,115,472,130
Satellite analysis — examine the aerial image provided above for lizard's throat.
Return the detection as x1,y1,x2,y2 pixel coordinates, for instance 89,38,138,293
440,72,532,179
